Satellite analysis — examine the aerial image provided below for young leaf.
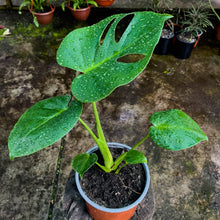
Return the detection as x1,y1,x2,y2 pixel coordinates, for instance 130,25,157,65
8,96,83,159
72,153,98,179
149,109,208,151
57,11,172,103
125,150,147,164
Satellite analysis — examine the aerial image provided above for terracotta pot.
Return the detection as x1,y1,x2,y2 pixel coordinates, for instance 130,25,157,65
216,24,220,41
75,143,151,220
95,0,115,7
68,3,91,21
30,4,55,25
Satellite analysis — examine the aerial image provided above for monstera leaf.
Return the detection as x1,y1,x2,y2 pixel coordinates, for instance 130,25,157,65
149,109,208,151
8,96,83,159
125,150,147,164
72,153,98,179
57,11,172,103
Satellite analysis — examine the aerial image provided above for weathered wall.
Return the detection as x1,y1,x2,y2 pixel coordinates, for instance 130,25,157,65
109,0,220,9
1,0,220,8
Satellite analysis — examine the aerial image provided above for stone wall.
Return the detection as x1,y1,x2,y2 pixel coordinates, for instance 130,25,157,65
1,0,220,8
107,0,220,9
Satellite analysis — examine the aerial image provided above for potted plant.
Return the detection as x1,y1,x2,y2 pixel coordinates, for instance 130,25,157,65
208,0,220,40
61,0,98,21
216,22,220,41
8,11,208,219
174,3,214,59
18,0,56,27
95,0,114,7
146,0,177,55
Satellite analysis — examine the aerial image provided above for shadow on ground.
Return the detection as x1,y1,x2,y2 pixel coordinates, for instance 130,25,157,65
0,8,220,220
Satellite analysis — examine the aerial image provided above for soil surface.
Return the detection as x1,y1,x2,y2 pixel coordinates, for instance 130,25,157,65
80,148,146,208
177,32,196,43
161,28,174,39
63,170,155,220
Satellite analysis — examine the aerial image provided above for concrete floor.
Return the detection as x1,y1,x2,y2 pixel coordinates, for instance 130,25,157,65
0,9,220,220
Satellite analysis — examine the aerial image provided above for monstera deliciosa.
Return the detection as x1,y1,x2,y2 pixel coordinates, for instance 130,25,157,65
8,11,208,179
57,12,170,103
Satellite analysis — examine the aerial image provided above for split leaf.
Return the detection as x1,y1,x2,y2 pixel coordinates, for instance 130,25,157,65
57,11,172,103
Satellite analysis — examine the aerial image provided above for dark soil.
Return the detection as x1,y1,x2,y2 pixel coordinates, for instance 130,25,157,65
35,6,52,13
177,32,196,43
69,3,88,9
161,28,174,39
80,148,146,208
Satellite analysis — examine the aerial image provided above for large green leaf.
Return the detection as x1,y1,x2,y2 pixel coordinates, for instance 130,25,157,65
149,109,208,150
57,11,172,103
8,96,83,159
72,153,98,179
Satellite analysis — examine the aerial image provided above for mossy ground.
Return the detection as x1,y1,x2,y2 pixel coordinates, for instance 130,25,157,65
0,8,220,220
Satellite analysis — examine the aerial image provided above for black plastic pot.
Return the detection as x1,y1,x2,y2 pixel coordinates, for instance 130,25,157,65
154,36,174,55
154,28,174,55
173,35,196,59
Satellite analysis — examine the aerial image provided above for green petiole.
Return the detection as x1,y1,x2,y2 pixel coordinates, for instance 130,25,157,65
79,108,149,173
92,102,114,171
112,134,150,172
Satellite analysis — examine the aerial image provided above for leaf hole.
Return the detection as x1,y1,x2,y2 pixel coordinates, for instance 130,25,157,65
115,14,134,43
117,54,145,63
99,18,116,46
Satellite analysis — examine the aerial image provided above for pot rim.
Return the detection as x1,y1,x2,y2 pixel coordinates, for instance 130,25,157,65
67,2,91,11
30,4,55,16
75,142,150,213
161,28,174,39
176,34,197,44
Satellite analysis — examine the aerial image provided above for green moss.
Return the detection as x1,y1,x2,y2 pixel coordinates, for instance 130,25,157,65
0,29,5,35
185,160,196,174
13,22,71,40
13,23,46,37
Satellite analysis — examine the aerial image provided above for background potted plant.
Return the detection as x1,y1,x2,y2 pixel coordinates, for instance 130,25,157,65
174,3,214,59
8,11,208,219
19,0,56,27
95,0,114,7
61,0,98,21
208,0,220,40
146,0,178,55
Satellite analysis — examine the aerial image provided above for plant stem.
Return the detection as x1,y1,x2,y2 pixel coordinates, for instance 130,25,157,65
112,152,127,171
112,134,150,172
115,162,128,174
95,162,111,173
209,0,220,21
92,102,113,171
78,118,99,143
92,102,106,142
132,134,150,150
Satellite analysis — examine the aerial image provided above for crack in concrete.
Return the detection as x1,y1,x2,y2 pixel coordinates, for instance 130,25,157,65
48,138,66,220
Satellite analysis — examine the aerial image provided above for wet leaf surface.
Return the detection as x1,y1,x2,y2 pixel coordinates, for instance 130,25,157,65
149,109,208,150
57,12,172,103
8,96,83,159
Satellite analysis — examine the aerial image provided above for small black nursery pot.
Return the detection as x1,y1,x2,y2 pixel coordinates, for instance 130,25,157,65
154,29,174,55
173,34,196,59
